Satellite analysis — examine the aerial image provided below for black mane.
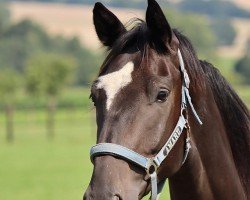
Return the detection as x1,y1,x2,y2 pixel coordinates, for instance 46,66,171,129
176,29,250,195
175,31,250,195
201,60,250,195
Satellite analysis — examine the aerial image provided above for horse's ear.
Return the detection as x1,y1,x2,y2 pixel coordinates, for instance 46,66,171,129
146,0,175,50
93,2,126,47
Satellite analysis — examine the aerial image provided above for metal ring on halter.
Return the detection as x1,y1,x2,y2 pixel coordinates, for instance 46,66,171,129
146,158,158,176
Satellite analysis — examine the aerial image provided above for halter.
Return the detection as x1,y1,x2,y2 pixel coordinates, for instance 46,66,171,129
89,49,203,200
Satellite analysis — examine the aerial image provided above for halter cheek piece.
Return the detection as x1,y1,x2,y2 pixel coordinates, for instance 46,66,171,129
89,49,203,200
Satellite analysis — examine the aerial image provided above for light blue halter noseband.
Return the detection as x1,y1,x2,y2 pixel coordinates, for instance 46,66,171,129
89,49,203,200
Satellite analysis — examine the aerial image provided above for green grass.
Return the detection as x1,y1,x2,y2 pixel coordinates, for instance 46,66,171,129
213,56,243,85
0,108,95,200
0,83,249,200
0,107,171,200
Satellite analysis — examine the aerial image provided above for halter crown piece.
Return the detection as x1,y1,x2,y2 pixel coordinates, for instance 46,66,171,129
89,49,203,200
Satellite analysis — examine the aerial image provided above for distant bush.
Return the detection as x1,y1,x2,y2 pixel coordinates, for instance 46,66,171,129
235,55,250,85
25,53,77,138
164,9,216,58
235,40,250,84
0,3,10,34
211,18,237,46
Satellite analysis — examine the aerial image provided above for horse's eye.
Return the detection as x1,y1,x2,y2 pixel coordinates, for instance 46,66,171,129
156,89,169,102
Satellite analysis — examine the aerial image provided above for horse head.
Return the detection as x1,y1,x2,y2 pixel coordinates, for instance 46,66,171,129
83,1,194,199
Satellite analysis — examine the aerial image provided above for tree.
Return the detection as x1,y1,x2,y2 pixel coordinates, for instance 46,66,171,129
211,18,236,46
0,3,10,36
235,41,250,85
0,19,99,86
0,69,20,142
51,36,101,85
25,53,76,139
235,56,250,85
0,19,52,72
164,9,217,58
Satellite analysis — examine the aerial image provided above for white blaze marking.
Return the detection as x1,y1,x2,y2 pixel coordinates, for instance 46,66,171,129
96,62,134,110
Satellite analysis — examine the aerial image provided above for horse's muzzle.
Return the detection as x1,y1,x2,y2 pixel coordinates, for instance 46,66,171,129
83,189,123,200
83,156,146,200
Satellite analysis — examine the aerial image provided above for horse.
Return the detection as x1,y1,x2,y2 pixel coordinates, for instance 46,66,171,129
83,0,250,199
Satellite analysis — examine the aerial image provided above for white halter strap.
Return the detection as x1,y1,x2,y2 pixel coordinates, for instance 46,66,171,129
89,49,202,200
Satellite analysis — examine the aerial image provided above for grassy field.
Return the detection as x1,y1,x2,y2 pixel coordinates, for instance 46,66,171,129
0,84,249,200
0,108,95,200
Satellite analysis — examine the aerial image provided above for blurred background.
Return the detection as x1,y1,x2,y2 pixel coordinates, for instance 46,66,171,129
0,0,249,199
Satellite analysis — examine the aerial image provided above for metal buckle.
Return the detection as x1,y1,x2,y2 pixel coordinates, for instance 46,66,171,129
181,103,187,114
146,158,158,176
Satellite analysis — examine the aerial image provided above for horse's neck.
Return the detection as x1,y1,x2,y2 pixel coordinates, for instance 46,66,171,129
168,89,247,200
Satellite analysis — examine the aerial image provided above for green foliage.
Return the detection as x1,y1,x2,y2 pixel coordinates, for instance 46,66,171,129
0,19,51,72
164,9,237,58
247,40,250,53
25,53,76,96
50,36,101,85
211,18,236,46
235,55,250,85
164,9,216,57
25,53,78,139
212,57,239,85
0,68,20,104
0,3,10,35
0,16,100,86
234,41,250,85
